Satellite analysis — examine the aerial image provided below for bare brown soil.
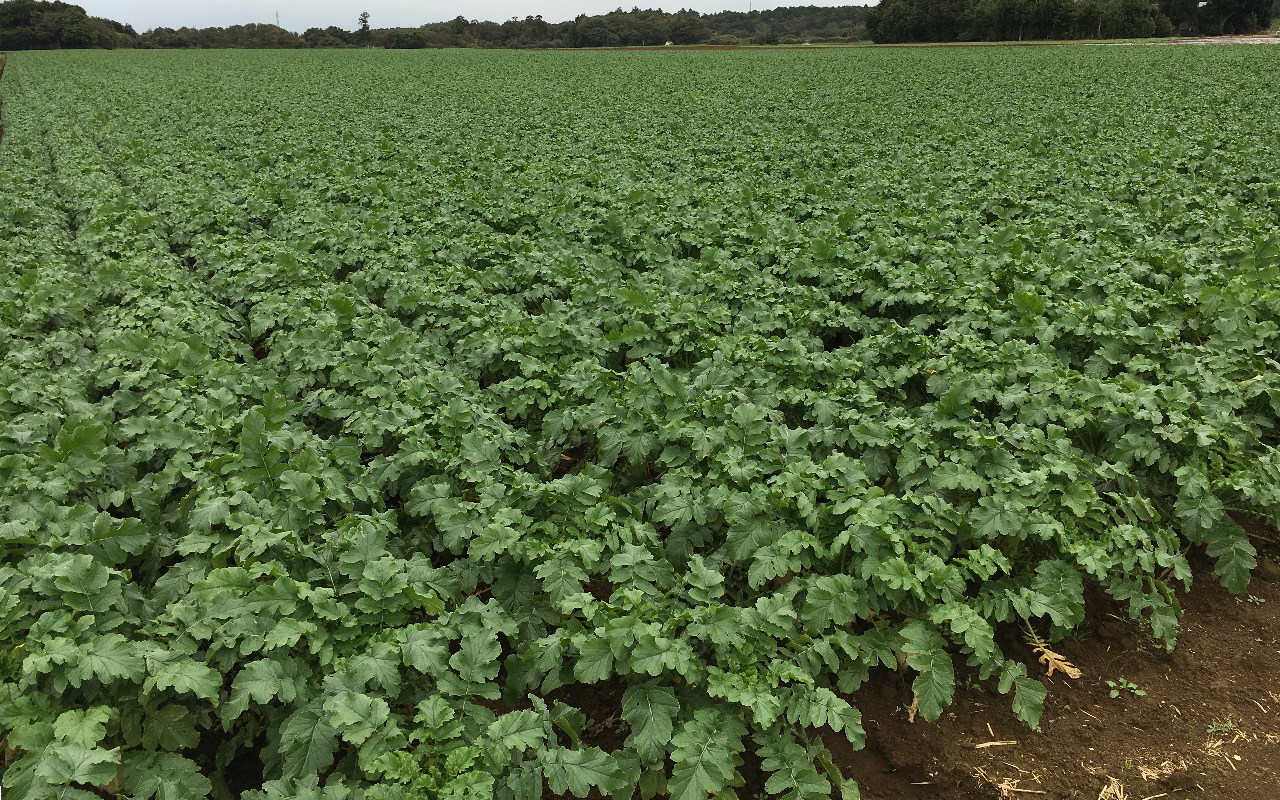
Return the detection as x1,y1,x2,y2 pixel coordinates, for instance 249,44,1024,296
1154,36,1280,45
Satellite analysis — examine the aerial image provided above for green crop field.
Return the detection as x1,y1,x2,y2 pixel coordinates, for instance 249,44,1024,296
1,45,1279,800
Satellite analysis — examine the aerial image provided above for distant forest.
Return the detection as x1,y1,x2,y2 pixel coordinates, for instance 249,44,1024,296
0,0,135,49
0,0,1273,51
0,2,870,50
867,0,1275,41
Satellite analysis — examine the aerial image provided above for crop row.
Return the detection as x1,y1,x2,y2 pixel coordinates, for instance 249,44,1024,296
1,46,1279,800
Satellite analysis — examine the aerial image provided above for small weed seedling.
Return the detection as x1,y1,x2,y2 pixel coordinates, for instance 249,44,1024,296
1206,717,1238,736
1106,679,1146,699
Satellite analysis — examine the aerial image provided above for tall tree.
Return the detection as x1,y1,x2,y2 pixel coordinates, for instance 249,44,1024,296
0,0,134,49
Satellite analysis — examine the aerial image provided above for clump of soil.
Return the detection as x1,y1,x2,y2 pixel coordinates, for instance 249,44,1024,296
829,519,1280,800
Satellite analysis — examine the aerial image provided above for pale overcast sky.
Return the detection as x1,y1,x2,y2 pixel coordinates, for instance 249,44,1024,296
76,1,856,32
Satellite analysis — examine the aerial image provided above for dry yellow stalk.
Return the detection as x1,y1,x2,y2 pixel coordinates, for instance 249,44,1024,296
1023,626,1083,679
1097,776,1127,800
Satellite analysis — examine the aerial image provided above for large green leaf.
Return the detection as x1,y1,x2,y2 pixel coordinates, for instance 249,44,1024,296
51,707,111,748
542,747,626,798
145,660,222,700
72,634,144,686
758,732,831,800
573,633,615,683
900,621,954,722
225,659,292,722
142,705,200,752
668,709,746,800
449,632,502,684
1206,518,1257,593
35,743,119,787
487,710,545,765
124,752,213,800
278,704,339,780
622,684,680,765
323,690,389,745
1011,677,1047,731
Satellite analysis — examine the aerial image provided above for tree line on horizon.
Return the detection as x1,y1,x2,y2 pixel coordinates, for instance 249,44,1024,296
0,1,870,50
867,0,1274,41
0,0,1273,51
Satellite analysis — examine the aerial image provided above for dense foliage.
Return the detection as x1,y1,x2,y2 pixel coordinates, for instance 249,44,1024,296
135,25,306,50
299,7,867,51
0,3,869,52
12,0,1268,51
347,10,715,50
702,6,869,44
866,0,1272,42
2,45,1280,800
0,0,133,50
